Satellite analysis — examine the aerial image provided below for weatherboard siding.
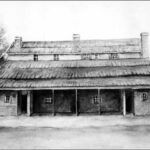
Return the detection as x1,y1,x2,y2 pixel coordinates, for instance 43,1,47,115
8,55,33,61
134,90,150,115
119,53,141,59
0,91,18,116
7,53,141,61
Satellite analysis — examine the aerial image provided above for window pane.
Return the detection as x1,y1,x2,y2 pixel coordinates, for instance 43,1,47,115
109,54,119,59
142,92,148,101
34,54,38,61
5,95,10,103
44,97,53,104
54,54,59,61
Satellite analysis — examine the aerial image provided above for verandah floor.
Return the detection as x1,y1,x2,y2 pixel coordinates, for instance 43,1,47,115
27,111,125,116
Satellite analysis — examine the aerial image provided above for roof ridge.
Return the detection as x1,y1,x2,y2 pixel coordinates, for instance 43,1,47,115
22,38,140,43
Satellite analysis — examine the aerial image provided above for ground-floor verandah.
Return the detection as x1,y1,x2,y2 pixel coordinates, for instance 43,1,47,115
17,89,134,116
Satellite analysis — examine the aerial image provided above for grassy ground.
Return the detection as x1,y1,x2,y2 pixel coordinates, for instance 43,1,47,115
0,115,150,149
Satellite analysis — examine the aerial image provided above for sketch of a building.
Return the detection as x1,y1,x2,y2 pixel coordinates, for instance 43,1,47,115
0,33,149,116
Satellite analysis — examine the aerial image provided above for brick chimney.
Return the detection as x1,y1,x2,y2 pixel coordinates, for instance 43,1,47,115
73,34,80,52
140,32,149,58
14,36,22,48
73,34,80,41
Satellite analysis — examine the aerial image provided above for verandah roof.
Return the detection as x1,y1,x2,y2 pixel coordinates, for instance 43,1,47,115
0,59,150,88
1,66,150,79
0,77,150,89
0,59,150,80
1,59,150,68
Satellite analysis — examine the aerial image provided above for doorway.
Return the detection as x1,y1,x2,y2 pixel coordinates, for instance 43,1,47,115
126,90,134,114
21,95,27,114
18,91,27,115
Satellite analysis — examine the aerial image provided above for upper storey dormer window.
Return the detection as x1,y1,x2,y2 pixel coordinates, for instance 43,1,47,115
34,54,38,61
109,53,119,60
81,54,92,60
54,54,59,61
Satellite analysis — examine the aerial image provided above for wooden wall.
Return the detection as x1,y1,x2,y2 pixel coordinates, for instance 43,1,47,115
54,90,75,113
134,89,150,115
0,91,18,116
33,90,76,114
32,89,122,114
33,90,53,113
78,89,99,113
100,90,121,113
8,53,141,61
78,89,121,113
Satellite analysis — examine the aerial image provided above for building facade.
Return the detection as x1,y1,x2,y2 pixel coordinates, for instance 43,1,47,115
0,33,150,116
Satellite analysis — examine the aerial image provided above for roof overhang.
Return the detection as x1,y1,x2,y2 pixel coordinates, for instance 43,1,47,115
0,86,150,91
0,77,150,90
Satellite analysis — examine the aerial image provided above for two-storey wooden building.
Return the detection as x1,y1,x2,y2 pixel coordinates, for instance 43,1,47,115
0,33,150,116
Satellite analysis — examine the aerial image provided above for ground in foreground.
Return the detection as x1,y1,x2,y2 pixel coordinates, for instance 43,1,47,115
0,115,150,149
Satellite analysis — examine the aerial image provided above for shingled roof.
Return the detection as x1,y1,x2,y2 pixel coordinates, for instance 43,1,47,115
1,33,149,89
0,59,149,89
8,38,141,54
0,77,149,89
0,59,150,80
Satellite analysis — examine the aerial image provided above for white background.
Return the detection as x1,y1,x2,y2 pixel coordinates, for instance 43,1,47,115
0,1,150,43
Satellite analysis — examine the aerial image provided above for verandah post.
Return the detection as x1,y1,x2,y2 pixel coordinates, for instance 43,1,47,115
122,89,126,116
98,89,101,115
75,89,78,116
27,91,31,116
52,89,55,116
131,89,135,116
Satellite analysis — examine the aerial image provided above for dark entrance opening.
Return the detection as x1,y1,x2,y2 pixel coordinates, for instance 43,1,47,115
21,95,27,114
126,90,134,114
70,95,76,114
18,91,27,115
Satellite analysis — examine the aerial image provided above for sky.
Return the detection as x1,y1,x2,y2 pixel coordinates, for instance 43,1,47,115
0,1,150,43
